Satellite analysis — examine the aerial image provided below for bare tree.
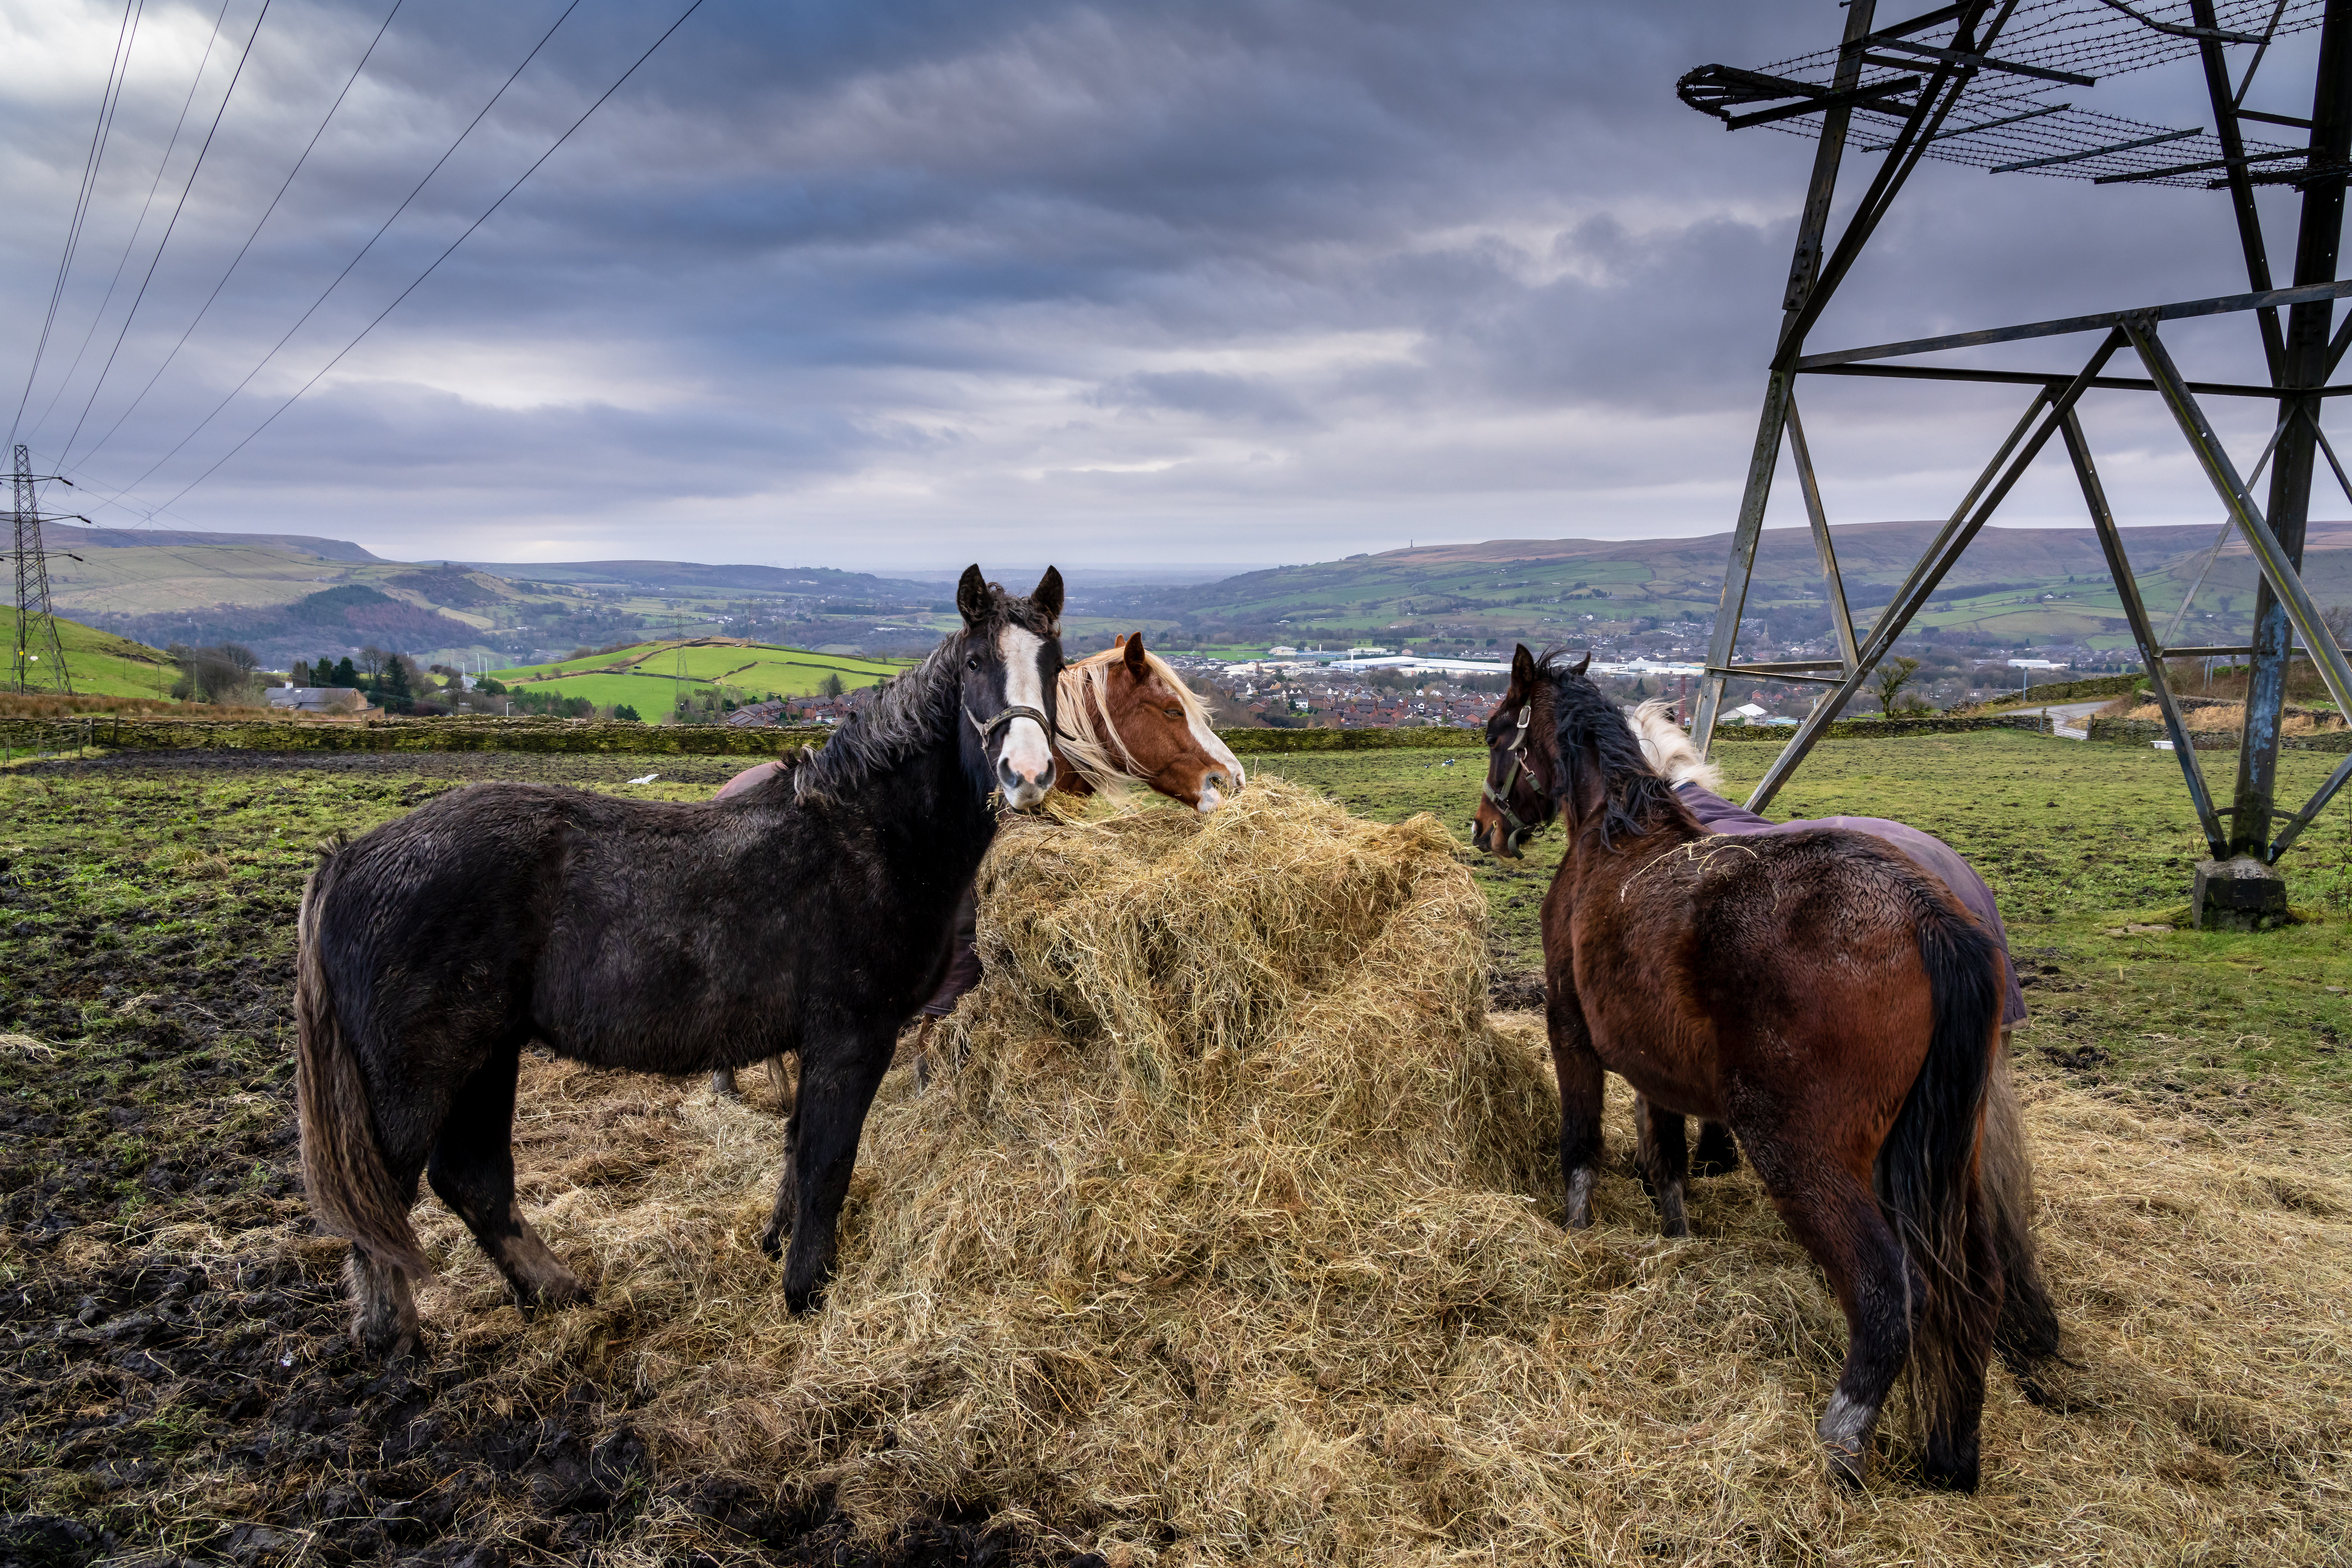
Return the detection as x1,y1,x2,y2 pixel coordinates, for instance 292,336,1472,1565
2324,603,2352,650
1872,655,1923,714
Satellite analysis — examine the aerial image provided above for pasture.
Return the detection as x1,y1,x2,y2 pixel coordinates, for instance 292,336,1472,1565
484,640,905,712
1,733,2347,1565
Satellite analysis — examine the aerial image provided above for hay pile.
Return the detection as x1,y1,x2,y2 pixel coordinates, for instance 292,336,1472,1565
386,779,2350,1565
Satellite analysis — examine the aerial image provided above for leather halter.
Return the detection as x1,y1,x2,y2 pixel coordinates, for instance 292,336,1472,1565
1482,702,1550,854
965,701,1052,745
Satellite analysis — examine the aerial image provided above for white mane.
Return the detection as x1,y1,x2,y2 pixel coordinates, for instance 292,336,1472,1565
1626,699,1720,793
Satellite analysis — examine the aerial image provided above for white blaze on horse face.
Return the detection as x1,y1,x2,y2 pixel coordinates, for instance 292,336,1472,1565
995,625,1056,805
1185,706,1243,811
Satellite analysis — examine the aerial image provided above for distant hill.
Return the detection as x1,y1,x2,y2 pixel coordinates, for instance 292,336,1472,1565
48,523,384,563
457,559,938,600
1102,520,2352,652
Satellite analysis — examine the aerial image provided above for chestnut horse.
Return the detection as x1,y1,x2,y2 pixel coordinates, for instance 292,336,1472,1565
708,630,1243,1097
1470,645,2056,1491
296,568,1064,1356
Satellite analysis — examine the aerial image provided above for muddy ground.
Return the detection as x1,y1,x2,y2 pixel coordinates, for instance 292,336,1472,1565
0,751,1076,1567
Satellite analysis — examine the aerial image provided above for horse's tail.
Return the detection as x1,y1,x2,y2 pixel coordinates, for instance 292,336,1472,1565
295,845,431,1280
1876,890,2005,1445
1981,1036,2065,1390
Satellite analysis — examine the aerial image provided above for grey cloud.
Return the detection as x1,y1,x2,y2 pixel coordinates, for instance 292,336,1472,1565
0,0,2323,566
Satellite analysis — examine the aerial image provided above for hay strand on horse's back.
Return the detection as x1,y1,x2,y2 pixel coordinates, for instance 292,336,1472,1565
390,777,2351,1565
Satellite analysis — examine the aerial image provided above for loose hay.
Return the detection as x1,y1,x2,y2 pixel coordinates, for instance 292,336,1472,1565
397,778,2351,1565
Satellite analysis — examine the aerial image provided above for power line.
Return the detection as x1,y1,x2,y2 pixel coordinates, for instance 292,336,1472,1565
72,0,406,474
127,0,712,523
23,0,234,447
85,0,589,511
10,0,146,447
59,0,277,467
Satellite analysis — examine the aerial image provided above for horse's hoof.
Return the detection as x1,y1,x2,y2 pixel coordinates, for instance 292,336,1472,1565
1823,1440,1868,1489
783,1284,824,1316
518,1273,591,1313
758,1226,784,1261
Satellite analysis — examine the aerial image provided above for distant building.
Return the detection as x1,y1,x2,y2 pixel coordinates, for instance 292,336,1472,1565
267,685,370,715
725,700,789,728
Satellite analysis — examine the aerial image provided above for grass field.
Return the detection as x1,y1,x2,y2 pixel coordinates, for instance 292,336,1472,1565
1,733,2346,1561
1256,729,2352,1105
488,639,904,705
11,617,178,701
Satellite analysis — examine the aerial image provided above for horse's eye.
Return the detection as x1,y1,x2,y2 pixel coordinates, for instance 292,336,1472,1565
1164,706,1182,719
966,655,982,670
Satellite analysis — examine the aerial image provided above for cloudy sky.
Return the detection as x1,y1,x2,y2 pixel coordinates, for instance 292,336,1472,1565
0,0,2334,571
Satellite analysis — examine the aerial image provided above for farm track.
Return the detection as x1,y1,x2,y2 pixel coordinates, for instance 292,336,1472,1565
3,738,2347,1565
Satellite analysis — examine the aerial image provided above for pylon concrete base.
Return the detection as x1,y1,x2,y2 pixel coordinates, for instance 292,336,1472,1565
2192,856,2291,931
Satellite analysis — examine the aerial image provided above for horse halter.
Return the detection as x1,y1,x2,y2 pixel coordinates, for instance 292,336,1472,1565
964,701,1052,745
1482,702,1550,855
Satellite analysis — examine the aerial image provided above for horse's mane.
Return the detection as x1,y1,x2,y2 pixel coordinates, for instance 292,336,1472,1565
791,585,1053,801
1054,644,1217,793
1627,699,1722,793
1537,650,1695,848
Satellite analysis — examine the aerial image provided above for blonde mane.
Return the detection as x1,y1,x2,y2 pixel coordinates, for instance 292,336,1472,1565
1055,644,1220,794
1627,699,1721,793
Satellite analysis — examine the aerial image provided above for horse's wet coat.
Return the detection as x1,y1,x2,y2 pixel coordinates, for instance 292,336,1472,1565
1673,783,2027,1026
294,566,1066,1353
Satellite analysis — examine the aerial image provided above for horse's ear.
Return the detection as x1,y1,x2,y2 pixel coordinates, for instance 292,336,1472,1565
956,565,990,627
1123,629,1148,674
1570,652,1592,677
1030,566,1065,625
1512,644,1537,686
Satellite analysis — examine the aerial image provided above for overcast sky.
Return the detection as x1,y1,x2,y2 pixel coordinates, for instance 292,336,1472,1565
0,0,2335,571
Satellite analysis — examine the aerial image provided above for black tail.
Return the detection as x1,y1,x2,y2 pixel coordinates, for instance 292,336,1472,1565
1875,891,2005,1456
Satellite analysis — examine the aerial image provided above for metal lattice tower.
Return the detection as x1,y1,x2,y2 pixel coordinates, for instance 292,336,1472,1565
10,445,73,696
1681,0,2352,927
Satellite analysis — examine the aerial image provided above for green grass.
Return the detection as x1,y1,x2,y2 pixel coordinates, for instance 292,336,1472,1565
1256,730,2352,1109
17,617,178,699
489,639,903,699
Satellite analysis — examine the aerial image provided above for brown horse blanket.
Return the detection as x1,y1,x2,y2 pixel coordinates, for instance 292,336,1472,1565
1676,784,2027,1025
717,759,980,1017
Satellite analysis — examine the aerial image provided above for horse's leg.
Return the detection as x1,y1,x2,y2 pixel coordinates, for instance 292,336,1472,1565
764,1026,895,1313
1690,1120,1741,1178
710,1065,739,1097
757,1097,801,1262
345,1243,420,1358
1740,1122,1918,1488
1547,989,1605,1229
425,1042,588,1312
764,1054,794,1112
1633,1096,1690,1238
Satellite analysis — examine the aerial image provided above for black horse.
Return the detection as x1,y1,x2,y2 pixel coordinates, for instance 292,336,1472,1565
295,566,1065,1356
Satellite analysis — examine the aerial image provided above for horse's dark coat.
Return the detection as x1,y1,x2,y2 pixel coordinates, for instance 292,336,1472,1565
1470,645,2049,1492
294,566,1065,1354
1674,782,2027,1025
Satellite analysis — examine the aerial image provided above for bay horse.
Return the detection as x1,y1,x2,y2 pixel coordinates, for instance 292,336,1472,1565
1470,644,2057,1491
706,630,1244,1096
295,566,1065,1357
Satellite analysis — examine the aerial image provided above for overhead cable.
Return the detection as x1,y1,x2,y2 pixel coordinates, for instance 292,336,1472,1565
132,0,710,522
23,0,229,445
91,0,588,508
59,0,278,466
10,0,146,447
74,0,407,472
